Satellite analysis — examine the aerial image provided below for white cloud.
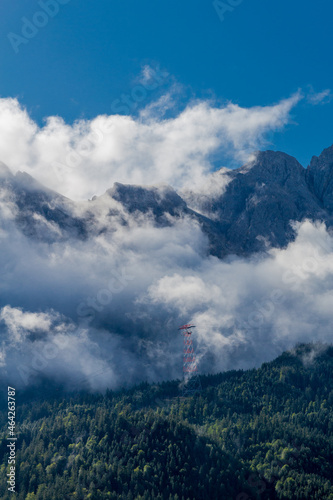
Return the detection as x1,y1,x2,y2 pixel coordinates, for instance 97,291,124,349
0,306,54,342
307,88,332,105
0,92,301,200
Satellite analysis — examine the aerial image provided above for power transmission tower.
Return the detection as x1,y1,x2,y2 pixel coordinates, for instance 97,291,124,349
178,324,202,397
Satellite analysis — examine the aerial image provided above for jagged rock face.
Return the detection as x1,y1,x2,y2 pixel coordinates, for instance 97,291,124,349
306,145,333,211
2,145,333,257
184,151,327,254
107,182,187,217
102,182,191,228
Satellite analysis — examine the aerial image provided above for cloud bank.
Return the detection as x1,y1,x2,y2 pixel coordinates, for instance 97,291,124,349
1,198,333,391
0,90,331,392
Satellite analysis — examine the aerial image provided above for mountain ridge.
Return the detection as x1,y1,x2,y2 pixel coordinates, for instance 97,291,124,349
1,145,333,256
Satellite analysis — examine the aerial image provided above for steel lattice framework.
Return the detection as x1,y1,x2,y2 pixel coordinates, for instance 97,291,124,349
178,324,202,397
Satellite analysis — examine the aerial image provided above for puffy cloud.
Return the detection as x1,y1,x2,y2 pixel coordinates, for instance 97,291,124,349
0,92,301,200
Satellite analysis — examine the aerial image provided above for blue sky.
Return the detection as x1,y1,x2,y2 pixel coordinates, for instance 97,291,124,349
0,0,332,170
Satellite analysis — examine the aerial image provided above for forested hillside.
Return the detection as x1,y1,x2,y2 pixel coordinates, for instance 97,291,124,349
1,344,333,499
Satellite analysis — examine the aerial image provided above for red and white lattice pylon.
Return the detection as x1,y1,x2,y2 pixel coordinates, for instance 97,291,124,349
178,324,202,397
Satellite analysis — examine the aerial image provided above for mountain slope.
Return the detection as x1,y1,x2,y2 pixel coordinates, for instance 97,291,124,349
0,344,332,499
0,163,87,242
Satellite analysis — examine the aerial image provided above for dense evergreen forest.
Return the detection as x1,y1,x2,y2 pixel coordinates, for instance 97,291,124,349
1,343,333,499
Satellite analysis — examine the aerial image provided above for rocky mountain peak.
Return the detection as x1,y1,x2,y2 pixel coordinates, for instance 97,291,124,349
237,150,305,184
182,149,328,256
